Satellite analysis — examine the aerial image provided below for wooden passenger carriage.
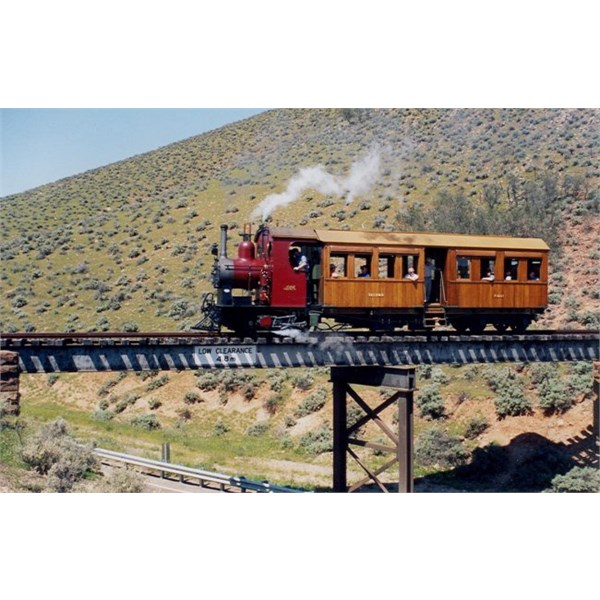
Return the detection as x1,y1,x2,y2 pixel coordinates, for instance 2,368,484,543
207,225,549,334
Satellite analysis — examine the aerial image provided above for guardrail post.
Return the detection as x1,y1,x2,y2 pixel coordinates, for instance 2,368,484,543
161,443,170,478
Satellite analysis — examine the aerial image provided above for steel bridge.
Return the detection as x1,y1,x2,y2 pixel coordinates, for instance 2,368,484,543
1,329,598,493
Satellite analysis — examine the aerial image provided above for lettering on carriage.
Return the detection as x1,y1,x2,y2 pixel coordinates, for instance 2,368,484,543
493,294,505,299
368,293,385,297
283,285,297,291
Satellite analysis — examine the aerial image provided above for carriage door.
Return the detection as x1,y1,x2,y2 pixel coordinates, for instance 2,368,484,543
424,248,448,304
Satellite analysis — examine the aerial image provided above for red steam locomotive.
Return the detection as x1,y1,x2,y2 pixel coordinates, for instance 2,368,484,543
196,224,549,335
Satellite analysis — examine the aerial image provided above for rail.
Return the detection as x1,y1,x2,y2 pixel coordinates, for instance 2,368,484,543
94,447,305,493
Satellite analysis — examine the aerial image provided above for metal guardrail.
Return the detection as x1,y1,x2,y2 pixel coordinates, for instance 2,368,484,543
94,447,305,493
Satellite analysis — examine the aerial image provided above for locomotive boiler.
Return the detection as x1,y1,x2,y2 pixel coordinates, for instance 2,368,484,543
196,224,549,336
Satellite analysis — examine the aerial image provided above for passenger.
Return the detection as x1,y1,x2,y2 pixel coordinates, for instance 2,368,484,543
291,248,309,272
330,264,341,278
529,272,539,280
504,272,512,280
405,267,418,281
482,270,495,282
424,258,434,302
357,265,370,278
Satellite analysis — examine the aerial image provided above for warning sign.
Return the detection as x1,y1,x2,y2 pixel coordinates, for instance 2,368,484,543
194,345,257,366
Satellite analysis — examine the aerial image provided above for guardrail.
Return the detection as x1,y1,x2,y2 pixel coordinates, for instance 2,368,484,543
94,447,305,493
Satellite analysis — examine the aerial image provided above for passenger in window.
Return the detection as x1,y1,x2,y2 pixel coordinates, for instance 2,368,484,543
482,270,495,282
505,272,512,280
405,267,418,281
291,248,309,272
330,264,341,278
529,272,539,280
358,265,370,278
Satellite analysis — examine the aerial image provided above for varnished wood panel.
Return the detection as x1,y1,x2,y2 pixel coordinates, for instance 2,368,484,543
446,282,548,308
322,279,423,308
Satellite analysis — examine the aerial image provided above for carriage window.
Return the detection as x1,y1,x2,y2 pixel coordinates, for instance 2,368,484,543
481,258,495,280
528,259,541,280
403,255,419,278
329,253,348,278
356,254,372,278
504,258,519,281
378,255,396,278
457,257,471,279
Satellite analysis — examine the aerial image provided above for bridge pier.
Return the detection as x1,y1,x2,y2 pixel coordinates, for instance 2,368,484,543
331,366,416,493
0,351,20,416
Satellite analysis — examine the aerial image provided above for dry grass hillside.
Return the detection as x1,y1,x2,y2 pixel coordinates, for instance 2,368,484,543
1,108,598,492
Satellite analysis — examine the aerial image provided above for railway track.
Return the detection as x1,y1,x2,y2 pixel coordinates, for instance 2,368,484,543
1,328,597,348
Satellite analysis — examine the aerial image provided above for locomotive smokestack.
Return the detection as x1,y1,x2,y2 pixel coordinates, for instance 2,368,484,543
220,224,228,258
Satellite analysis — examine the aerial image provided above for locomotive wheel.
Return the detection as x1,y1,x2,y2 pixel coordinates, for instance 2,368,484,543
468,319,486,334
511,317,531,334
451,320,468,334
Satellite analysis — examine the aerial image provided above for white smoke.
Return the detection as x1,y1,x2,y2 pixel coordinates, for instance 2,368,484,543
250,147,383,222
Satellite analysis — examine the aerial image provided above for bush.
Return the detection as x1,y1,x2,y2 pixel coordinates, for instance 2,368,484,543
130,414,161,430
464,415,489,439
494,391,532,418
416,384,446,419
299,425,333,455
196,372,219,391
295,388,327,418
549,466,600,493
21,418,97,492
291,373,314,391
246,421,269,436
538,378,572,414
213,419,228,436
96,468,145,493
146,374,169,391
264,393,284,415
148,398,162,410
414,428,470,469
183,391,203,405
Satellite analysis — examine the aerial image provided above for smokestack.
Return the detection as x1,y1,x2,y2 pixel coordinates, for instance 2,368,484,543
220,224,228,258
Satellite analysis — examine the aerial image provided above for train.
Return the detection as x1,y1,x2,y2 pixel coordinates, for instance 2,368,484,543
195,224,549,336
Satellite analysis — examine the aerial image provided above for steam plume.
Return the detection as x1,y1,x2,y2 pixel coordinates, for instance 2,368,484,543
250,148,382,222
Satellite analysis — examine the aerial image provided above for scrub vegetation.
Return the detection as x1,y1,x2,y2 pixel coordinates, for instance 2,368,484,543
1,108,598,492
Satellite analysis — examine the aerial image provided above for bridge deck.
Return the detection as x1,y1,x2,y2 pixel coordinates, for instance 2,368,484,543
1,331,597,372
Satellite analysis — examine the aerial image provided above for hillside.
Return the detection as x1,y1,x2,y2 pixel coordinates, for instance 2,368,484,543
1,108,598,332
1,108,598,492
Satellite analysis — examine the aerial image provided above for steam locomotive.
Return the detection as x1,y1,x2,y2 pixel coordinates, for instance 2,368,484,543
195,224,549,336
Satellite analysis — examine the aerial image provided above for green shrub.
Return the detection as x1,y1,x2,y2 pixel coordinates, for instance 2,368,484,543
146,374,169,391
97,468,145,492
464,415,489,439
213,419,228,436
291,373,314,391
92,409,114,422
21,418,97,492
494,391,532,418
264,393,284,415
295,388,327,418
414,428,469,469
183,391,203,405
246,421,269,436
549,466,600,493
299,425,333,455
538,378,571,414
148,398,162,410
196,372,219,391
130,414,161,430
416,384,446,420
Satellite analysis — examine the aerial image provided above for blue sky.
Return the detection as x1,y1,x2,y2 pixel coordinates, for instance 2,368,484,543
0,109,267,197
